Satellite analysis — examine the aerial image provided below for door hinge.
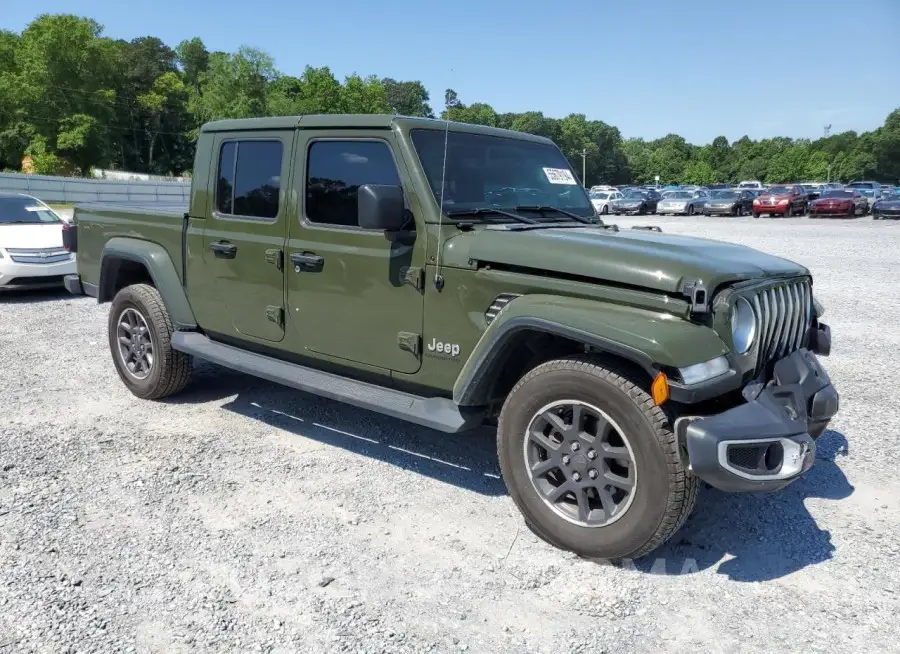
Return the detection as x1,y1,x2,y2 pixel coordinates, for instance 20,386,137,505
265,248,284,270
400,266,424,290
397,332,421,355
266,306,284,327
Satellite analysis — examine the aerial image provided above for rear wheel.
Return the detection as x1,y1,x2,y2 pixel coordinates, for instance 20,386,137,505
108,283,192,400
497,356,698,561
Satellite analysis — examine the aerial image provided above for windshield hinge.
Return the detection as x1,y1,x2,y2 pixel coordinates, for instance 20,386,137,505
681,280,709,314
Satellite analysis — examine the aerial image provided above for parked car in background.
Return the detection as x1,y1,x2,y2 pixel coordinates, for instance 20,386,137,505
872,190,900,219
588,189,621,214
808,189,867,218
590,184,619,193
610,188,661,215
752,184,808,217
854,188,879,212
799,183,825,202
656,189,707,215
0,192,76,291
703,189,755,216
738,180,764,190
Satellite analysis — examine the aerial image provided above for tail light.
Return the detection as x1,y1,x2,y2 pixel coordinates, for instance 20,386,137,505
61,220,77,253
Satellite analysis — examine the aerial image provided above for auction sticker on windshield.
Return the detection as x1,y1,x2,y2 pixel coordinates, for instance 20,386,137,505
543,168,578,185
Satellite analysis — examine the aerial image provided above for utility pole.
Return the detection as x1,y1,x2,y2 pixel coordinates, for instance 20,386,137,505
574,148,587,185
824,124,831,138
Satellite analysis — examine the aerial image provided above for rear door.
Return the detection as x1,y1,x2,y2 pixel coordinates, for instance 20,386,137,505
201,132,293,343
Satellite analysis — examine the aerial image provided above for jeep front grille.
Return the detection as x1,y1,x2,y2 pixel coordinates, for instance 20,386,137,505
485,293,520,325
750,278,813,368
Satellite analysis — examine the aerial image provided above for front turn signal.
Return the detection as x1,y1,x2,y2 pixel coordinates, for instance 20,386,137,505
651,372,670,406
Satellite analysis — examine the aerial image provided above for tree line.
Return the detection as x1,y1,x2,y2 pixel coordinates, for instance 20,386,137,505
1,13,898,186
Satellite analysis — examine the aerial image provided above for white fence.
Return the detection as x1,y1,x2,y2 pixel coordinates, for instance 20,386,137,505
0,172,191,205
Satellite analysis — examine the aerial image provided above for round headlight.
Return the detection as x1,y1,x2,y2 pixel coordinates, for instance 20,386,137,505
731,297,756,355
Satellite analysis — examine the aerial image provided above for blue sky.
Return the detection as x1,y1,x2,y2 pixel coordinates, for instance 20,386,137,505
5,0,900,144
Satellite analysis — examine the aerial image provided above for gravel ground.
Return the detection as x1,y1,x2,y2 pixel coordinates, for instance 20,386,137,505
1,215,899,653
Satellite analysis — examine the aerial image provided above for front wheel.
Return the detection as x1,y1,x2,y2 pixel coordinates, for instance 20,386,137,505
108,283,192,400
785,204,793,217
687,204,695,216
497,356,698,561
601,205,609,215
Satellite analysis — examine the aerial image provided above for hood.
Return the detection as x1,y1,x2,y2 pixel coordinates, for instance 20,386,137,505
0,223,65,250
813,197,850,204
758,194,791,201
445,225,807,294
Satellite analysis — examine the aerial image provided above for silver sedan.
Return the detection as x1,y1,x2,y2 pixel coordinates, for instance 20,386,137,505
656,190,710,216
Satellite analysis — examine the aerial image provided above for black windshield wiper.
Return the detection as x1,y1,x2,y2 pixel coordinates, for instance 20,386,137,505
514,205,594,224
445,207,538,224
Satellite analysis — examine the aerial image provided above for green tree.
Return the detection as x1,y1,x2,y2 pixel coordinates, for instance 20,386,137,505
382,78,433,117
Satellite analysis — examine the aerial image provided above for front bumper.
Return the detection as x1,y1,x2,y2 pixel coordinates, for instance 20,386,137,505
809,205,854,217
676,347,839,493
873,208,900,219
0,257,77,290
705,205,738,215
657,205,688,214
612,205,644,214
754,203,790,214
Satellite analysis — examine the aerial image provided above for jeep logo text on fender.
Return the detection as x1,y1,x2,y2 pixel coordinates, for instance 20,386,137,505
426,337,460,358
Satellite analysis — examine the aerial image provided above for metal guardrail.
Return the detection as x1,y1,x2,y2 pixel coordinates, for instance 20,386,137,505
0,172,191,204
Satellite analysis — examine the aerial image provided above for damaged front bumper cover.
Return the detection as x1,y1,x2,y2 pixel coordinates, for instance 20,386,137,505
675,346,839,493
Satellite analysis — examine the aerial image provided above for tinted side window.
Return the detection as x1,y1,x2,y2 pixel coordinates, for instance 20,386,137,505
306,141,401,227
216,140,283,219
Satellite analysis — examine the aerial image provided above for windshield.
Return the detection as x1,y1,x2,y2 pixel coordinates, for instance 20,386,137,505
821,190,853,198
623,191,647,199
710,191,738,199
0,197,62,225
847,182,874,189
410,129,593,220
589,191,610,199
664,191,692,199
767,186,792,195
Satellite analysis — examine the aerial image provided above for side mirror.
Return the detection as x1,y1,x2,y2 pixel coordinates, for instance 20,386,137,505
358,184,407,231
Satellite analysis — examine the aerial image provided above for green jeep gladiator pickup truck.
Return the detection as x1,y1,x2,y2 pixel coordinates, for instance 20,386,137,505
62,114,839,560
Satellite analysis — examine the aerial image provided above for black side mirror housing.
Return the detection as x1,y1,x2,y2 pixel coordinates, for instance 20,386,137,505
358,184,406,231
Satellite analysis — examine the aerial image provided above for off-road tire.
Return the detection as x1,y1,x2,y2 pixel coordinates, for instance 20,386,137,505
108,283,192,400
497,356,698,562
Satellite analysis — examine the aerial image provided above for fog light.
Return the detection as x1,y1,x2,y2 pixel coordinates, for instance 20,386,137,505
678,356,730,385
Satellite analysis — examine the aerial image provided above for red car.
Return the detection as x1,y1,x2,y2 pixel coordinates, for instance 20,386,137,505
808,190,866,218
752,185,808,217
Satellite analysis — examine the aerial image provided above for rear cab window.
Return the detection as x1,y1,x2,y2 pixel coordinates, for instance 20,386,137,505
216,140,284,219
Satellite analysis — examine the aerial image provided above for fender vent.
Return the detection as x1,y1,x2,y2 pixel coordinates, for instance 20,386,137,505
485,293,520,325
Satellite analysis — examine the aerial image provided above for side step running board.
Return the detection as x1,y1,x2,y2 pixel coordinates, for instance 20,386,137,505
171,332,484,434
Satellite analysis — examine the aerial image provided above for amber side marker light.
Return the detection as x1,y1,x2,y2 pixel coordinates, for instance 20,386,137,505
651,372,670,406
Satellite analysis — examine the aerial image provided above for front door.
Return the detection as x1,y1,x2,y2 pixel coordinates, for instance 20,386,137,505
202,132,292,343
284,132,425,374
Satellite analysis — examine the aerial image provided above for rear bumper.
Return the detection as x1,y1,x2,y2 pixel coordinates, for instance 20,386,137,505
676,347,839,493
63,273,98,298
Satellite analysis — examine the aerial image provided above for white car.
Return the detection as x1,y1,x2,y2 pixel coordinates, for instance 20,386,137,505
0,193,77,291
589,190,621,215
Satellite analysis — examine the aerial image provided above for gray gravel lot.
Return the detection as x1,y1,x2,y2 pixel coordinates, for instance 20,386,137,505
1,215,899,653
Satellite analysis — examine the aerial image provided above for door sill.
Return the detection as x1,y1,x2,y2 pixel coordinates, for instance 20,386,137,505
171,332,484,433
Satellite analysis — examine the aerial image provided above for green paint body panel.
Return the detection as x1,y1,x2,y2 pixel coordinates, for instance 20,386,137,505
70,113,812,420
